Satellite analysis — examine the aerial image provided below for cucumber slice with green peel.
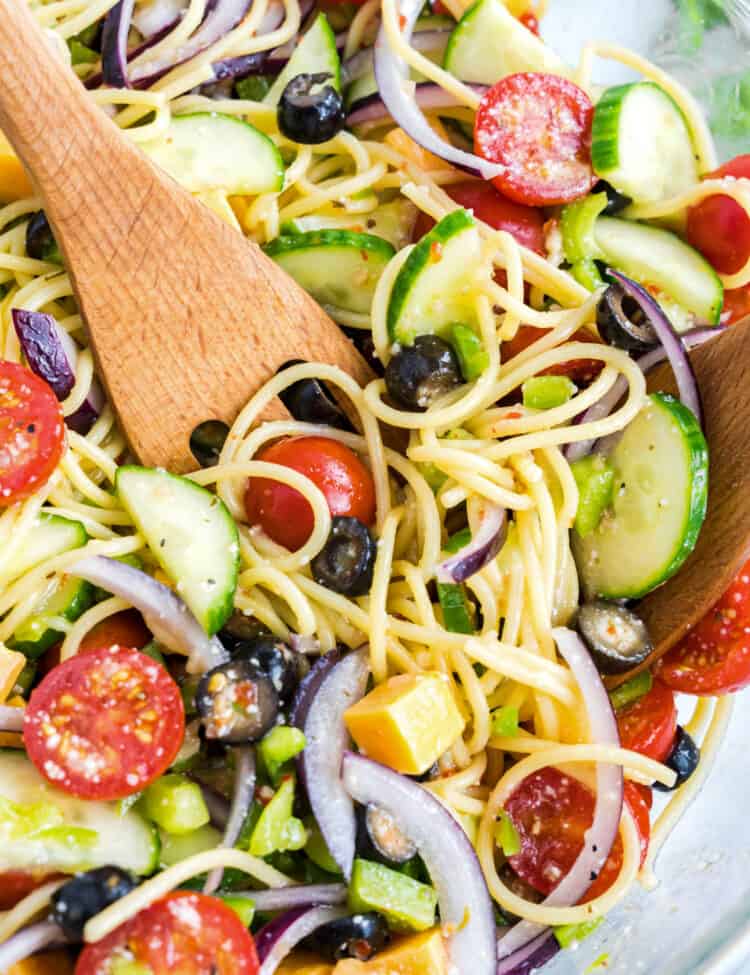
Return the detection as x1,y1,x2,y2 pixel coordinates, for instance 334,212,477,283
264,14,340,106
443,0,569,85
573,393,708,600
264,230,395,314
281,200,418,251
591,83,699,204
594,217,723,328
140,113,284,195
0,752,159,876
116,466,239,634
3,513,88,582
10,576,95,659
387,209,481,345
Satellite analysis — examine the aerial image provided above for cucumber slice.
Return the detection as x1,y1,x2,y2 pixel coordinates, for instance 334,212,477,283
141,113,284,195
116,466,239,634
0,752,159,875
264,230,395,314
264,14,340,106
387,209,481,345
4,513,87,582
573,393,708,600
10,576,94,659
443,0,569,85
591,83,698,204
594,217,723,328
281,200,418,251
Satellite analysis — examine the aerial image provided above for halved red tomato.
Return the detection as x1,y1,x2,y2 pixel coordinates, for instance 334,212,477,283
0,361,65,506
687,155,750,275
78,611,152,654
24,646,184,800
657,557,750,695
505,768,650,901
500,324,603,383
616,679,677,763
474,73,596,206
75,892,259,975
245,436,376,551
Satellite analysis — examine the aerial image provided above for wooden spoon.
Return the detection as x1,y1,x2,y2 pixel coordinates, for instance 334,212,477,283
0,0,372,473
608,317,750,687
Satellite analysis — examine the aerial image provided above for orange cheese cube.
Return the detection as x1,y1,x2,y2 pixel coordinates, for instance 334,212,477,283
344,672,465,774
334,928,449,975
0,646,27,703
7,950,75,975
276,954,333,975
0,132,33,203
384,126,453,173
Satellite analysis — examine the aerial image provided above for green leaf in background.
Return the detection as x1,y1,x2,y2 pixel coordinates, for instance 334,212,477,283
674,0,729,53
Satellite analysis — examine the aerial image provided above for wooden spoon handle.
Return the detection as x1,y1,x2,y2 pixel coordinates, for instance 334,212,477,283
0,0,108,194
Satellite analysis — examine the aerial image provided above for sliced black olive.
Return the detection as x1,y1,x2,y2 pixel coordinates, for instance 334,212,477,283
219,611,273,651
50,866,136,941
311,516,376,596
576,600,653,675
597,282,658,354
26,211,62,263
385,335,462,411
232,636,302,705
189,419,230,468
196,658,279,744
363,804,417,864
654,726,700,791
277,73,345,145
342,327,384,377
303,911,391,962
277,359,353,431
593,180,632,216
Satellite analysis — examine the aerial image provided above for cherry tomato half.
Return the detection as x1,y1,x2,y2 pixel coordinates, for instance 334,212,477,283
519,10,540,35
0,361,65,506
474,73,596,206
78,611,152,654
75,891,260,975
687,155,750,275
616,678,677,763
657,557,750,695
501,324,603,383
505,768,650,901
24,646,184,800
245,436,376,551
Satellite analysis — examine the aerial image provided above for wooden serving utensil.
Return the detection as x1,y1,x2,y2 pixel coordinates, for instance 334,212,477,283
0,0,372,473
608,317,750,687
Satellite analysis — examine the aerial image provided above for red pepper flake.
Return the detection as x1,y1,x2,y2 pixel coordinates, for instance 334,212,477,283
398,13,407,29
519,10,540,35
360,250,369,261
430,241,443,263
506,411,522,420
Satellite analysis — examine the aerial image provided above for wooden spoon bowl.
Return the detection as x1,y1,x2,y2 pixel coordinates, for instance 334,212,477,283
0,0,372,473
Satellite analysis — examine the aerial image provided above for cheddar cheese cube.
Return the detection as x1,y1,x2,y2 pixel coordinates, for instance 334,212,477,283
334,928,449,975
0,132,33,203
344,672,465,774
0,646,27,703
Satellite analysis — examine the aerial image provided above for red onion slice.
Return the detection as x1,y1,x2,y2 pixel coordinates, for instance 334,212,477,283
607,271,703,427
342,752,496,975
436,503,506,584
299,649,369,881
101,0,136,88
373,0,501,178
289,648,340,732
66,378,105,437
256,905,348,975
497,628,623,963
288,633,321,656
227,883,347,911
0,922,64,971
347,80,487,127
496,930,559,975
71,556,228,674
129,0,252,87
204,745,256,894
0,704,24,732
132,0,186,37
